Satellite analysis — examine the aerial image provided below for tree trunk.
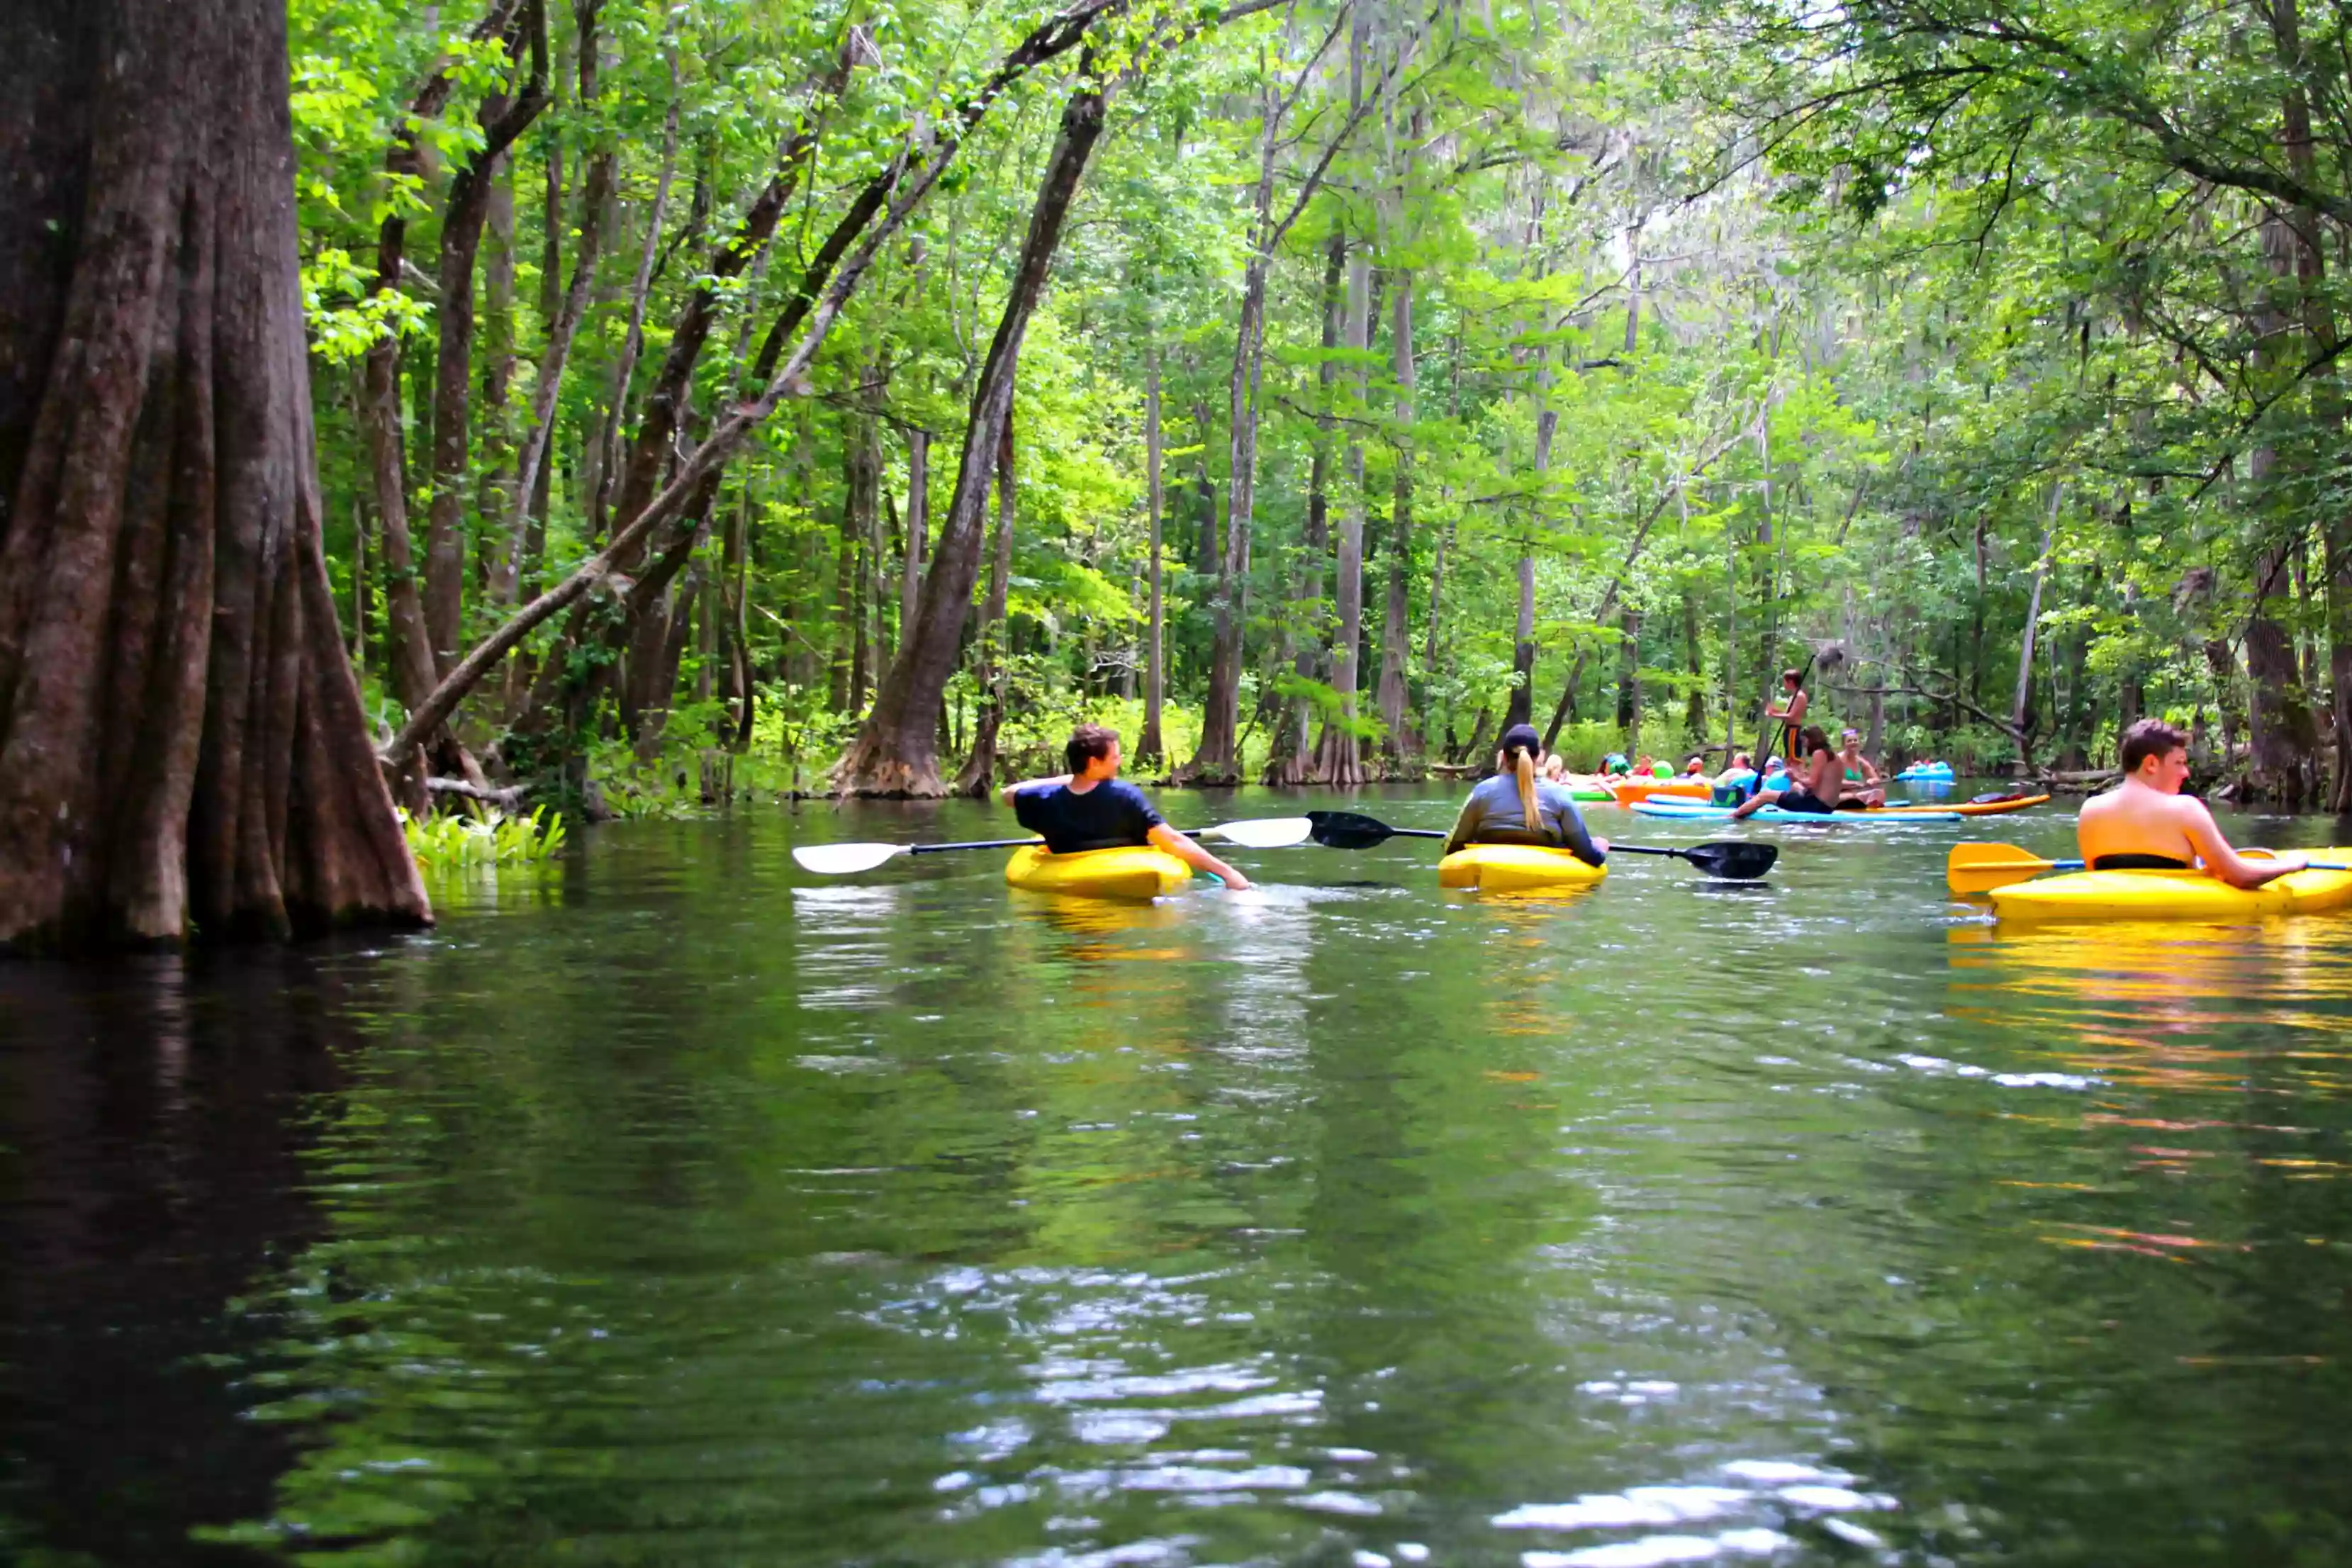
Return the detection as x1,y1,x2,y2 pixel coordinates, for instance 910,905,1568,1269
422,41,549,673
898,425,929,641
476,152,520,598
834,77,1109,795
1270,233,1345,785
1311,237,1370,784
0,0,430,949
956,422,1018,797
588,65,682,551
495,12,612,607
1616,606,1642,750
1375,275,1415,769
1139,347,1166,764
2010,486,2059,768
1186,83,1283,785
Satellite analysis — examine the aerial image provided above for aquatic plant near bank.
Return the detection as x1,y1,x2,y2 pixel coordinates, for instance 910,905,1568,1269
398,807,568,873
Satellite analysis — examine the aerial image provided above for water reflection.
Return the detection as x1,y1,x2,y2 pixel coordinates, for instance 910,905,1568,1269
9,794,2352,1564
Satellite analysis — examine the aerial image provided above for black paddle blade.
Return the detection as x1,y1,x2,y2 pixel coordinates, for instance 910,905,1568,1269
1970,789,2028,805
1306,810,1397,849
1681,840,1778,879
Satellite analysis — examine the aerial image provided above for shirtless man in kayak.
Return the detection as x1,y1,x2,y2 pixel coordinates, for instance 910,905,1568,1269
999,724,1252,890
2078,718,2304,887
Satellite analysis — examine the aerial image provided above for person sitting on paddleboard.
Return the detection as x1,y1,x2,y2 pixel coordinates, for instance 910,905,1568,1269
1764,668,1810,760
1732,724,1839,818
1541,754,1568,784
1836,729,1885,808
1712,751,1759,805
2077,718,2303,887
1001,723,1253,890
1443,723,1609,863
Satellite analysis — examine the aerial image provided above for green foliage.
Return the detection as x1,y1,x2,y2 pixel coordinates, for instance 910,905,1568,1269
399,805,569,872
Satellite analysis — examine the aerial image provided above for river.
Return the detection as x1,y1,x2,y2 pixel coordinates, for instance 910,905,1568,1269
6,784,2352,1566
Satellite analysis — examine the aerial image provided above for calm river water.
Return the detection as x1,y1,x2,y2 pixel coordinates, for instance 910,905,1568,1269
8,785,2352,1567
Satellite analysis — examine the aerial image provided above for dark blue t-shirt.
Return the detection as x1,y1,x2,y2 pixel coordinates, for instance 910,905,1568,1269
1012,779,1165,853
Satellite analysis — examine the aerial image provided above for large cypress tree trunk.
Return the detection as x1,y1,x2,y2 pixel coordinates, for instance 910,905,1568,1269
0,0,430,949
834,79,1109,796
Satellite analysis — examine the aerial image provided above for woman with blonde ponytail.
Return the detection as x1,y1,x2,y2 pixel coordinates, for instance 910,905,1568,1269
1441,724,1608,866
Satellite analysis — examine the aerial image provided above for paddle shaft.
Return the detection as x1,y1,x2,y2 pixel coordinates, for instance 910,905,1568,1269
904,825,1238,856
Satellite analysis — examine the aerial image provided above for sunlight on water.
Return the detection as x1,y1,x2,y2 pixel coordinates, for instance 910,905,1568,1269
8,788,2352,1564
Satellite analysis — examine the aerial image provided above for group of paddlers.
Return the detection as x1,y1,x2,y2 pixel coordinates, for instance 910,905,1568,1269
999,675,2304,892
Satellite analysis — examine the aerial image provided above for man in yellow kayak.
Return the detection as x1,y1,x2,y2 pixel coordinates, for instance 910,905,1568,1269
2078,718,2304,885
1001,724,1253,890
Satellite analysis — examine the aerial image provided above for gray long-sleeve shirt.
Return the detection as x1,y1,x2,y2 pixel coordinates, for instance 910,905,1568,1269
1442,774,1606,864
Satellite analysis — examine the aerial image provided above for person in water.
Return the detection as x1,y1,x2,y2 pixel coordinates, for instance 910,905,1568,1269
1835,728,1885,808
1732,724,1839,817
2077,718,2305,885
1764,668,1810,760
1001,723,1253,890
1443,724,1609,864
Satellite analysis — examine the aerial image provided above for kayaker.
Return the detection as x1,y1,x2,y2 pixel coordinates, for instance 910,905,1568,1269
1731,724,1839,817
1443,723,1608,864
1836,729,1885,808
1764,668,1810,761
2077,718,2305,886
1002,724,1253,890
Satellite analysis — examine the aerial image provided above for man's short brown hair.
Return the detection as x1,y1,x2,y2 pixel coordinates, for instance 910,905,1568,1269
2119,717,2188,773
1065,722,1120,773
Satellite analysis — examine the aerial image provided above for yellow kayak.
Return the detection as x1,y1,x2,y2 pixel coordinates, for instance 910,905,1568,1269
1438,843,1608,893
1989,847,2352,923
1004,844,1189,901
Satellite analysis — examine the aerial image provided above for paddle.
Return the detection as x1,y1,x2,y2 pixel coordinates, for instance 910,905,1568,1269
1305,810,1778,880
793,815,1314,875
1947,841,2348,895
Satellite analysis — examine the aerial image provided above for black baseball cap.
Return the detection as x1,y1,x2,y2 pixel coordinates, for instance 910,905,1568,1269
1499,723,1542,754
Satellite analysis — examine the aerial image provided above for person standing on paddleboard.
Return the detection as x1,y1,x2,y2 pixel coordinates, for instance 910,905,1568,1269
2077,718,2303,887
1762,668,1810,761
1442,724,1609,863
1732,725,1839,818
1001,724,1253,890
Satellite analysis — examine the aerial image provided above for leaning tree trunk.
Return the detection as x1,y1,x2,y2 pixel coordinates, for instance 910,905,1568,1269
0,0,430,950
834,78,1109,796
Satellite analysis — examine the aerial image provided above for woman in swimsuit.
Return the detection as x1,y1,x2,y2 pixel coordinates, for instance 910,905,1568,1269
1835,729,1884,808
1444,724,1609,863
1731,725,1839,818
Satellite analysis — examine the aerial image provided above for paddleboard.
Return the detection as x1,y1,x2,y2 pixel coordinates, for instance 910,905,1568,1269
1629,800,1960,824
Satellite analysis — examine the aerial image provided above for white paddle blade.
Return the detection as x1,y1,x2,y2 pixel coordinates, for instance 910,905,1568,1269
791,841,912,875
1202,816,1315,849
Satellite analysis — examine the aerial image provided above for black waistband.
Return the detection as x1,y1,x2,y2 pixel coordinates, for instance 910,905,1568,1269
2090,853,2190,870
